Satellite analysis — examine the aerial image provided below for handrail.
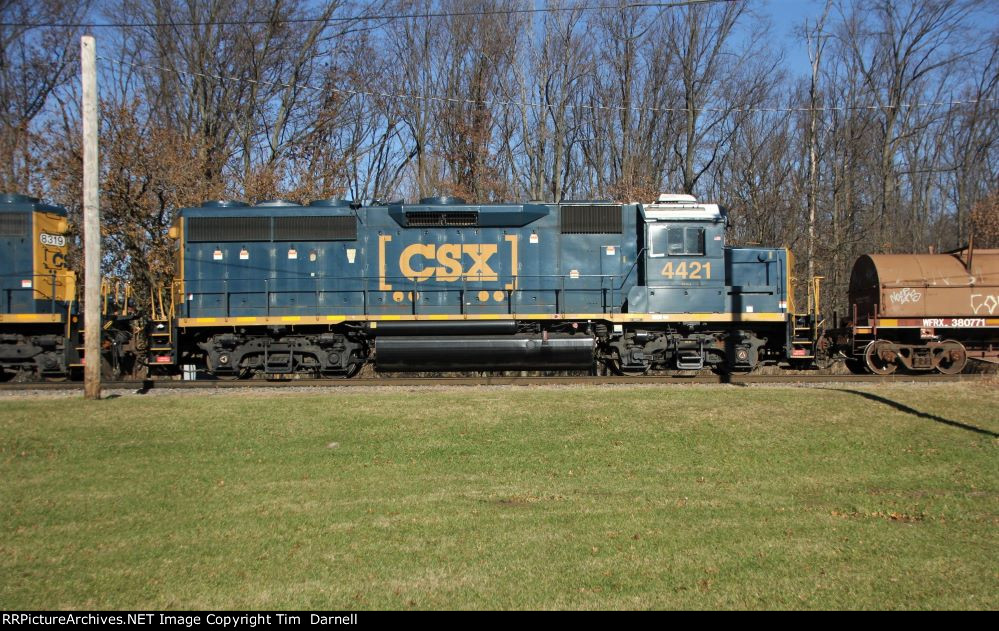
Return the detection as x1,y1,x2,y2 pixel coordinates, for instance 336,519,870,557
165,246,661,321
0,271,74,315
173,268,640,320
615,247,645,291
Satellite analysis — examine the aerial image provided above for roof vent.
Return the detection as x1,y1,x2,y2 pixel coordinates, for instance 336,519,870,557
200,200,249,208
419,196,466,205
255,199,299,207
308,198,353,208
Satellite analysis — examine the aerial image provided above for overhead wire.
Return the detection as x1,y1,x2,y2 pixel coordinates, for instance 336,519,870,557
2,0,738,30
99,55,999,115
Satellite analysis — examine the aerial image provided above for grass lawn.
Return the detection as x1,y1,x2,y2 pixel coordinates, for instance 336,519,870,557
1,383,997,610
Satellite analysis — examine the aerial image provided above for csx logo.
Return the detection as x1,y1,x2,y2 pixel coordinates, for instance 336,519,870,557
400,243,498,282
379,235,518,290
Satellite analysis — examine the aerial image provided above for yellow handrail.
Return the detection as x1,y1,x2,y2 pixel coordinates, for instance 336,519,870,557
811,276,824,319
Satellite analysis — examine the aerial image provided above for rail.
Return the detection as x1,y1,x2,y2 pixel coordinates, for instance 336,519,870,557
0,372,985,392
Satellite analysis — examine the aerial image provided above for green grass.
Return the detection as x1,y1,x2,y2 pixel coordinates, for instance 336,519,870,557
1,384,997,610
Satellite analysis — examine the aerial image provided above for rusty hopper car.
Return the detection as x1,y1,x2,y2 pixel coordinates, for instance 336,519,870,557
831,249,999,374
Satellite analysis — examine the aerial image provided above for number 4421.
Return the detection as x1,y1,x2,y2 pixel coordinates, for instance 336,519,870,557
661,261,711,279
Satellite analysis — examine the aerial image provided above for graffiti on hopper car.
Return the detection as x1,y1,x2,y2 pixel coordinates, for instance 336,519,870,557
889,287,922,305
971,294,998,315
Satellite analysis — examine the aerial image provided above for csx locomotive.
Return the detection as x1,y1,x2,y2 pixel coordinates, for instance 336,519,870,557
145,194,820,377
0,193,133,380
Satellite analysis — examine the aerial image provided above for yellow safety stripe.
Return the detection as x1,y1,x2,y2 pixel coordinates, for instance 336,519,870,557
0,314,64,324
178,312,787,327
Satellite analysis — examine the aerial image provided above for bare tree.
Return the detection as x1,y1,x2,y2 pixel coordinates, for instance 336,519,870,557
664,1,773,195
837,0,979,251
0,0,92,192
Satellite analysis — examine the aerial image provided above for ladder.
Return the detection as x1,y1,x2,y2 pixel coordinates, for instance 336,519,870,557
71,280,132,374
789,276,824,360
148,284,176,366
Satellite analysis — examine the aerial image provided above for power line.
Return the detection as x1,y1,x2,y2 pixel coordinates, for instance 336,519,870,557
99,54,999,115
2,0,738,30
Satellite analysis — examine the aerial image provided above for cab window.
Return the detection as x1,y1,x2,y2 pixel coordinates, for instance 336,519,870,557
649,225,705,257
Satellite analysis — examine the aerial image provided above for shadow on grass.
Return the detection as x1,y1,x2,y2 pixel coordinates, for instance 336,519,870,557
835,389,999,438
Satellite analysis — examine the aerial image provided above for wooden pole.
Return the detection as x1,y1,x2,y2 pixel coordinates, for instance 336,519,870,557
81,35,101,400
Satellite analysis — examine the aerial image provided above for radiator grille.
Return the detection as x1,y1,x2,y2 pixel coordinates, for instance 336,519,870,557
560,205,622,234
273,216,356,241
187,216,270,242
0,213,29,237
406,211,478,227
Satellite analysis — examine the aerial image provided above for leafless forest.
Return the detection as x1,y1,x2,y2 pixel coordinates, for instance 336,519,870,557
1,0,997,319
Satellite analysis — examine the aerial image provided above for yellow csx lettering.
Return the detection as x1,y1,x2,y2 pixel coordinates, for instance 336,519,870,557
399,243,499,282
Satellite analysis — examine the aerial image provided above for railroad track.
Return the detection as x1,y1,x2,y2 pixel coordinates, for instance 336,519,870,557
0,372,988,391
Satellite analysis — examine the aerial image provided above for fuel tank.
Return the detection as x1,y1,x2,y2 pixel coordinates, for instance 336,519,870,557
374,334,595,372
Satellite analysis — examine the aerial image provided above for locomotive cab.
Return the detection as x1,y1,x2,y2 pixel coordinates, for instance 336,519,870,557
603,194,792,373
633,194,726,314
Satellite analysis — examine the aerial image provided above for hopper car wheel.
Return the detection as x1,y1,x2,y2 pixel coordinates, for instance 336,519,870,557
845,359,868,374
935,340,967,375
864,340,897,376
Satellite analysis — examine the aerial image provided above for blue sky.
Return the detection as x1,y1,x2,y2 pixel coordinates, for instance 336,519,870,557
760,0,830,76
757,0,999,78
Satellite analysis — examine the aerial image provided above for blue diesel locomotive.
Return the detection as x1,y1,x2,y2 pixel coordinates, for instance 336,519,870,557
148,194,820,377
0,193,133,379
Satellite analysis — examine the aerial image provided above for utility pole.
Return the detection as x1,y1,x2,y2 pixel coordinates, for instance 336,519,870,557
804,1,831,296
81,35,101,400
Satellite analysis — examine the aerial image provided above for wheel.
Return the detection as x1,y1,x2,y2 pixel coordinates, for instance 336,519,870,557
341,361,364,379
213,368,251,380
864,340,897,376
935,340,967,375
814,336,836,370
711,364,731,376
101,356,120,380
610,357,651,376
845,358,869,374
